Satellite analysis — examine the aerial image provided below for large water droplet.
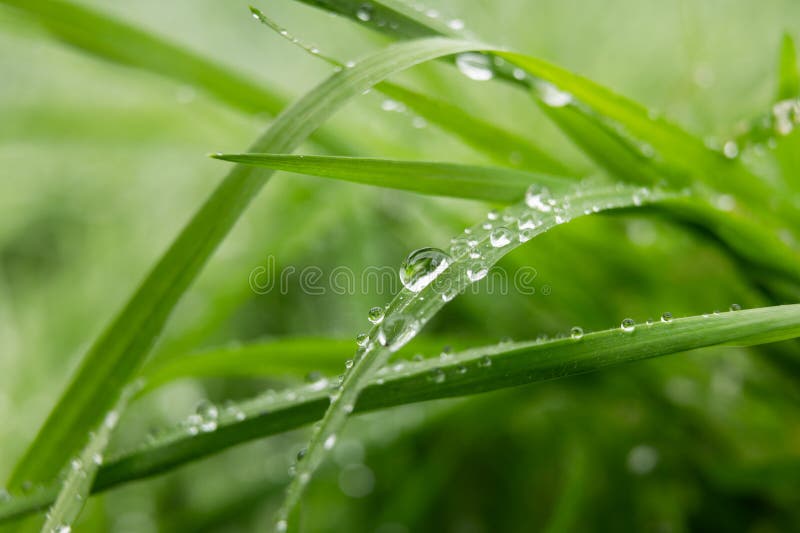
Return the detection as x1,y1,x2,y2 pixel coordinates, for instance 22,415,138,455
570,326,584,340
356,333,369,347
323,434,338,450
377,314,419,351
456,52,494,81
490,227,513,248
661,312,673,323
399,247,451,292
729,303,741,311
723,140,739,159
621,318,635,332
367,306,385,324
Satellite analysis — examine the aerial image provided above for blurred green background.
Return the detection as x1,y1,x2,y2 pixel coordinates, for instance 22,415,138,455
2,0,800,531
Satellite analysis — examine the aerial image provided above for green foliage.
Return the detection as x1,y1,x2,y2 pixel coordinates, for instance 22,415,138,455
1,0,799,532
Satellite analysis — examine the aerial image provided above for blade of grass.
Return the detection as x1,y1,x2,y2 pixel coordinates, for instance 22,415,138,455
3,304,800,523
7,37,487,492
777,33,799,101
250,7,570,174
274,182,674,530
137,336,470,391
211,154,570,201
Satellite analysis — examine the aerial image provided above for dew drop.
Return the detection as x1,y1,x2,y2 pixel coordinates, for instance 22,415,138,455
344,359,354,369
487,209,500,221
297,448,307,461
570,326,584,340
537,82,572,107
356,333,369,347
723,140,739,159
447,18,464,30
356,3,373,21
376,314,420,351
428,368,446,383
729,303,742,311
466,260,489,282
478,355,492,368
661,312,673,323
512,68,526,80
276,519,288,532
621,318,635,332
367,306,385,324
525,184,553,212
399,247,451,292
490,227,513,248
456,52,494,81
323,434,337,450
440,285,458,302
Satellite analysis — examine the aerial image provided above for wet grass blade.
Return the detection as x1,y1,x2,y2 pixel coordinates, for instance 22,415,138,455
7,37,486,493
250,7,569,174
777,33,799,101
211,153,571,201
274,182,673,529
3,304,800,523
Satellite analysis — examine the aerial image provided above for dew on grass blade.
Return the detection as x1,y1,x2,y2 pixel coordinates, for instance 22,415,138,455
368,306,385,324
399,247,451,292
621,318,635,332
571,326,584,340
356,3,373,21
661,312,673,323
456,52,494,81
377,314,420,351
466,260,489,282
490,227,513,248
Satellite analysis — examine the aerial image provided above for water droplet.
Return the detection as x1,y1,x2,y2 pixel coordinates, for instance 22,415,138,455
377,314,419,351
466,260,489,282
399,247,451,292
537,81,572,107
525,184,553,212
518,212,539,230
627,445,659,475
570,326,584,340
440,345,453,359
356,3,373,21
512,68,526,80
449,236,471,257
661,312,673,323
729,303,742,311
773,99,800,135
456,52,494,81
323,434,337,450
345,359,354,369
490,227,513,248
723,140,739,159
368,306,385,324
54,526,71,533
456,365,468,374
621,318,635,332
478,355,492,368
91,453,103,466
276,519,288,532
195,400,218,432
440,285,458,302
428,368,446,383
447,18,464,30
412,116,427,128
297,448,307,461
356,333,369,347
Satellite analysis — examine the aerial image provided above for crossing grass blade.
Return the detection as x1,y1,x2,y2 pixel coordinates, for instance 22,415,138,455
211,154,571,201
7,37,487,494
3,304,799,524
777,33,799,101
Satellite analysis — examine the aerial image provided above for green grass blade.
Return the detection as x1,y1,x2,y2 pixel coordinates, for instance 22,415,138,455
7,37,486,492
274,181,672,529
3,304,799,524
39,383,140,533
211,153,570,201
137,336,465,390
777,33,799,101
250,7,569,174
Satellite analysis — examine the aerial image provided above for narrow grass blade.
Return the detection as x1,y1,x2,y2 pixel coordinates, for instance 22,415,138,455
274,181,673,529
211,154,570,201
3,304,800,523
777,33,799,101
7,37,486,492
40,383,140,533
138,336,464,390
250,7,569,174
